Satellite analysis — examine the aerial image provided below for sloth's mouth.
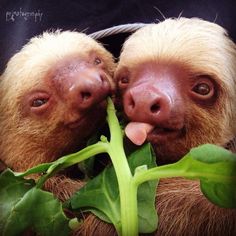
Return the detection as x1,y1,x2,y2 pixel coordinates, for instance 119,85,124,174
147,126,185,143
67,100,107,129
124,121,185,146
67,117,87,129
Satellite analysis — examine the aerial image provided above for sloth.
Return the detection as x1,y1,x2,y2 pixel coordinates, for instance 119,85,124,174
0,30,116,201
77,18,236,236
1,18,236,236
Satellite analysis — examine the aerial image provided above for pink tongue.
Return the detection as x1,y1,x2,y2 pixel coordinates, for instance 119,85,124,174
125,122,154,145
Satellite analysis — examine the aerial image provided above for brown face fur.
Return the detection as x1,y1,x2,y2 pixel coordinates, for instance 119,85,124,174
68,18,236,236
115,17,236,163
1,19,236,236
0,31,116,172
104,17,236,236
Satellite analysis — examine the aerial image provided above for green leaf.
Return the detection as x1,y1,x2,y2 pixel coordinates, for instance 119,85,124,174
69,159,121,230
200,181,236,208
177,144,236,208
16,162,52,177
78,156,95,180
189,144,236,208
69,143,158,233
78,131,102,179
0,169,35,233
190,144,236,164
128,143,158,233
0,169,71,236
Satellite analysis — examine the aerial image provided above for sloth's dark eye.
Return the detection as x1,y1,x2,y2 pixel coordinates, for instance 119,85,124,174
117,76,130,91
192,83,211,95
31,98,48,107
119,77,129,84
94,57,101,65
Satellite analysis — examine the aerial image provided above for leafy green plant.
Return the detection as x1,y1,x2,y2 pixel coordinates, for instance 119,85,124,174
0,98,235,236
0,170,71,236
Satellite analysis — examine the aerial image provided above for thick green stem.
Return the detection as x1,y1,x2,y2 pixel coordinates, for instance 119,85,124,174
48,142,108,171
134,155,236,186
26,98,140,235
107,143,138,236
106,98,139,236
133,162,185,186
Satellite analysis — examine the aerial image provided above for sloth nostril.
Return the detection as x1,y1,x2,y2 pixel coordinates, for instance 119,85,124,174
100,75,105,83
81,92,92,101
129,97,135,110
150,104,160,113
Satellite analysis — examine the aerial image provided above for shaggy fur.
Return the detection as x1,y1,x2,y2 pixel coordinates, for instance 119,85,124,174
1,19,236,236
0,31,115,172
0,31,115,207
115,17,236,162
113,17,236,235
76,179,236,236
60,18,236,236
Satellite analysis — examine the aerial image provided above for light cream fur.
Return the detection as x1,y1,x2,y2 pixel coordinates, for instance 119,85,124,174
117,17,236,140
1,19,235,236
112,17,236,236
74,18,236,235
0,31,116,171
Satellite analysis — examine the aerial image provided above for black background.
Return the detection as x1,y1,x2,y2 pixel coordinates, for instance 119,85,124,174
0,0,236,74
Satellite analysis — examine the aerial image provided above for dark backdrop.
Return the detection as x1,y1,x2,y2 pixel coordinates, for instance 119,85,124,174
0,0,236,74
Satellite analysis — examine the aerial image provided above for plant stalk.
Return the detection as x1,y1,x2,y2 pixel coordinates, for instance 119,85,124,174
106,98,139,236
36,142,108,188
133,162,185,186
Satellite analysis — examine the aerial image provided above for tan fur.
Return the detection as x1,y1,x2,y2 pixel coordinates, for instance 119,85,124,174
0,31,116,172
67,18,236,236
113,18,236,235
116,17,236,153
44,175,85,202
155,178,236,236
1,20,236,236
76,179,236,236
0,30,116,225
